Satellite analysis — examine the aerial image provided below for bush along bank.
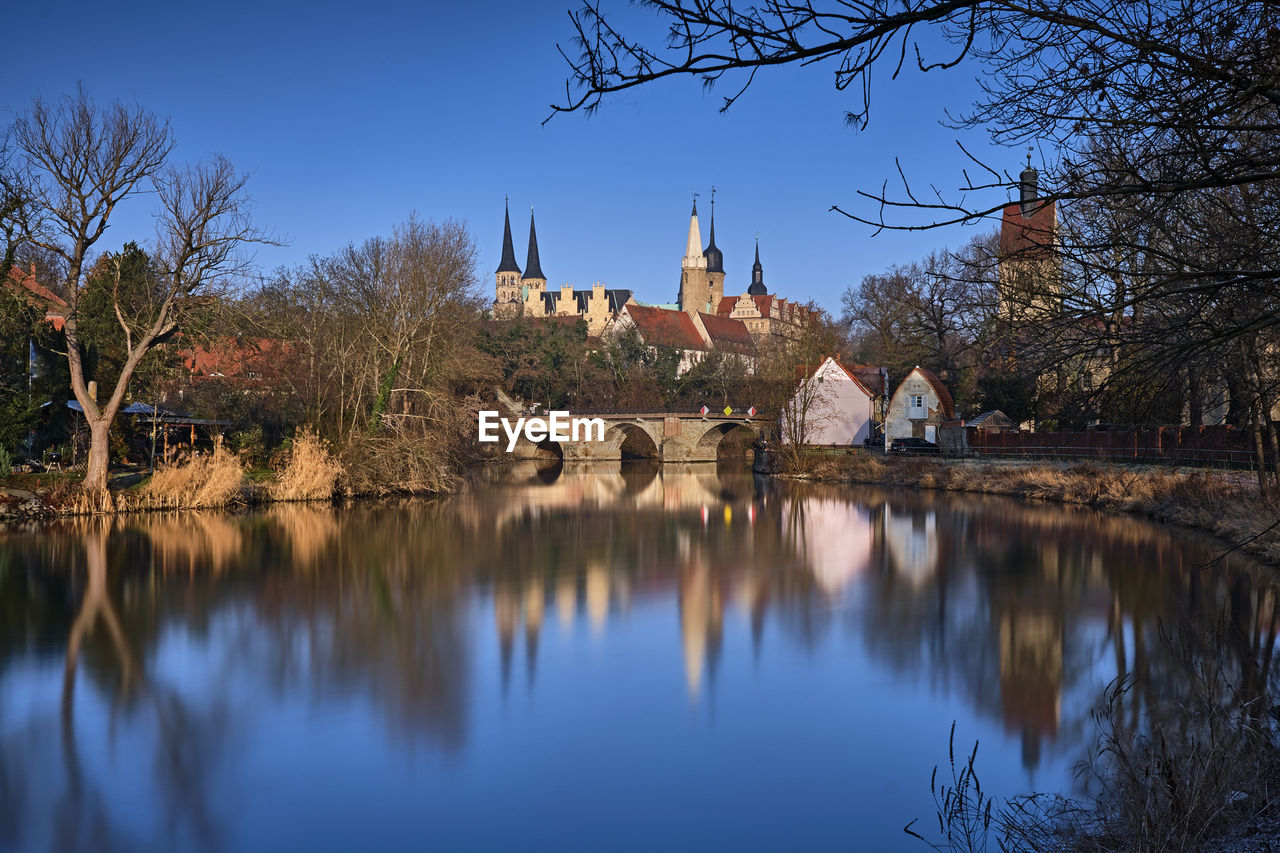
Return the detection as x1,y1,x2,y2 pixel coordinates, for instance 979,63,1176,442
0,430,466,522
780,452,1280,566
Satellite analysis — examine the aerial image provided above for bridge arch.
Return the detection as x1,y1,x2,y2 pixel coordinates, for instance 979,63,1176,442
604,423,661,459
693,421,759,459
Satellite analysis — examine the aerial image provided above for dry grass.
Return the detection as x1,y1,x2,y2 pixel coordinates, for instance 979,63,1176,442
270,430,344,502
787,452,1280,565
133,449,249,510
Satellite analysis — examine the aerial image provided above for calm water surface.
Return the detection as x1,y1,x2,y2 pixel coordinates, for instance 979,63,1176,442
1,461,1276,851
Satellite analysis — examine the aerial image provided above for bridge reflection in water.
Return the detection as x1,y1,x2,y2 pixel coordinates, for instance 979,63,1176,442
1,462,1277,851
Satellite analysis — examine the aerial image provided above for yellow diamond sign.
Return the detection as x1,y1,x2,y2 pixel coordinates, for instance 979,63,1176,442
723,406,733,416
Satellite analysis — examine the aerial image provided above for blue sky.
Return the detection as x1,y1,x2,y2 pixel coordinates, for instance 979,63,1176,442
3,0,1024,315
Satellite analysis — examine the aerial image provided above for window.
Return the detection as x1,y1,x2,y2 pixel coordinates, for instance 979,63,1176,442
910,395,924,408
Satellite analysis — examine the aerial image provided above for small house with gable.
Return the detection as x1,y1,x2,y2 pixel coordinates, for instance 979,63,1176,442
885,366,955,447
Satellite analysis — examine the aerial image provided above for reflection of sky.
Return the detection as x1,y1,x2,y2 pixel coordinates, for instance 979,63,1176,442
0,467,1273,851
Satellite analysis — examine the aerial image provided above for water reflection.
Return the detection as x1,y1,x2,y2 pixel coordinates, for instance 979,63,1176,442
1,463,1277,851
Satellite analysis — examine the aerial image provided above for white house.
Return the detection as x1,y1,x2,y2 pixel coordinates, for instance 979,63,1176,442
783,357,881,446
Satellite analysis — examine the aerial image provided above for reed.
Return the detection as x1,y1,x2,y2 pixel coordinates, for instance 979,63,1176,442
270,430,344,502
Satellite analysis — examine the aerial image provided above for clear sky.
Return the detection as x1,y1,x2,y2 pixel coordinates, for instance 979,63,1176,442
3,0,1025,316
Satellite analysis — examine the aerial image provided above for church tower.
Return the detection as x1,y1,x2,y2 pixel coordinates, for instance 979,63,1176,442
494,200,522,312
703,194,726,311
747,238,767,296
998,151,1060,320
678,200,712,314
521,209,547,307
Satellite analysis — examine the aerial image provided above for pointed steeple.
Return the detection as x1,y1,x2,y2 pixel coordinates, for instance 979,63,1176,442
522,208,545,281
747,238,767,295
683,198,706,269
703,193,724,273
496,199,521,275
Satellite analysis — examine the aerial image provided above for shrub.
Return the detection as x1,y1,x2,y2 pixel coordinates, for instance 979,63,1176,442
0,447,11,478
270,430,344,501
140,448,247,509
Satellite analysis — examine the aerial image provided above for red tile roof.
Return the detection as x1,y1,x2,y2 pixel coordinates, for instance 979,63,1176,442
846,364,887,397
697,312,755,354
183,337,297,380
716,293,782,318
624,305,708,351
1000,201,1056,259
7,265,67,330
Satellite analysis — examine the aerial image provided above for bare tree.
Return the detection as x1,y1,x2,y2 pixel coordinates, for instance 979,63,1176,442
9,89,269,501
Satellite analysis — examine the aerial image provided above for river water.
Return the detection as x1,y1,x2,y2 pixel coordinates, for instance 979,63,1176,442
0,461,1275,851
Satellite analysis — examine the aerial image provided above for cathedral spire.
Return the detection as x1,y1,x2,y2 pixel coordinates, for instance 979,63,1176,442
683,197,706,270
522,208,545,281
747,237,767,295
703,191,724,274
496,198,521,275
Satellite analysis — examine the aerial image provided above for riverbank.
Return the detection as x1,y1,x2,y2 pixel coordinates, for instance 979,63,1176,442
781,452,1280,566
0,432,464,524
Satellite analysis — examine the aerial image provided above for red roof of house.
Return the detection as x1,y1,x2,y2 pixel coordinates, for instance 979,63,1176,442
184,337,297,380
697,312,755,354
1000,200,1057,259
625,305,708,351
7,265,67,330
846,364,887,396
716,293,780,317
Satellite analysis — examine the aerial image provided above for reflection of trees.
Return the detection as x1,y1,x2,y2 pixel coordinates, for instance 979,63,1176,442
845,485,1280,777
0,522,229,851
2,465,1276,846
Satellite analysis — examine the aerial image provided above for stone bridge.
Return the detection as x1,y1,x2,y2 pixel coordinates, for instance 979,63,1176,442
490,391,765,463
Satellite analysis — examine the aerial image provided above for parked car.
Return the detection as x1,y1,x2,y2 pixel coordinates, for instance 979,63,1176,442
889,437,941,455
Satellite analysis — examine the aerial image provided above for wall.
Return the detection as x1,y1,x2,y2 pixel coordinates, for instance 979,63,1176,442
885,372,943,447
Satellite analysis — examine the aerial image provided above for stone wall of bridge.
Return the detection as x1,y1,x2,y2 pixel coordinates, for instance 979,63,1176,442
506,414,761,463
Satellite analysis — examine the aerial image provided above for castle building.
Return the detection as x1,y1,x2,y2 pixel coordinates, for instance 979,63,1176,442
492,201,634,336
492,197,807,342
675,200,806,342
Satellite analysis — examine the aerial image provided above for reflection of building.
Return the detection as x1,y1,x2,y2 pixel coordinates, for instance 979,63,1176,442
679,562,724,699
786,496,873,594
882,505,939,587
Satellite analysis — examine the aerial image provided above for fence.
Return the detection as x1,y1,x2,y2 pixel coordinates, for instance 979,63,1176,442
961,425,1270,469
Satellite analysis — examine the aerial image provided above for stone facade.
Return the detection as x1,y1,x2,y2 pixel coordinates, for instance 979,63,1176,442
884,366,956,447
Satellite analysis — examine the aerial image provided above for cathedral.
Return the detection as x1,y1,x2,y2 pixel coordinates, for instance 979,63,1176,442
492,198,806,343
492,203,633,335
